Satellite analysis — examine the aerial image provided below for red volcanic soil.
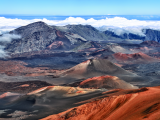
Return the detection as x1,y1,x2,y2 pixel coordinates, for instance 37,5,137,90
55,30,66,38
41,86,160,120
79,75,137,89
47,41,64,49
113,52,159,63
0,60,57,76
114,63,123,67
141,40,160,47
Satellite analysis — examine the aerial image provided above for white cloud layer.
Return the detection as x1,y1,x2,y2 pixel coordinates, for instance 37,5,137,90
1,17,160,36
0,34,21,42
0,34,21,58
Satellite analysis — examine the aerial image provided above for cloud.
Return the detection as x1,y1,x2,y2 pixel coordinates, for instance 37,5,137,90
98,26,146,36
1,16,160,33
0,34,21,42
0,34,21,58
0,46,7,57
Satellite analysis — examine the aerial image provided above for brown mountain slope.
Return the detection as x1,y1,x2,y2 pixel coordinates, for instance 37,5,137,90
54,59,143,86
41,86,160,120
79,75,138,89
113,52,160,64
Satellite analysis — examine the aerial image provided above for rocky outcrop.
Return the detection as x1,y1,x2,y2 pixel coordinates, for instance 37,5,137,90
5,22,87,53
47,41,64,50
53,24,115,41
7,21,57,53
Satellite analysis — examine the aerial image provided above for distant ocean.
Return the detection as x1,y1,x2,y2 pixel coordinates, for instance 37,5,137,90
1,14,160,21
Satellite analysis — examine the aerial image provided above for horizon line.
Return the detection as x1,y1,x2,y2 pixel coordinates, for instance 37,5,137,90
0,14,160,16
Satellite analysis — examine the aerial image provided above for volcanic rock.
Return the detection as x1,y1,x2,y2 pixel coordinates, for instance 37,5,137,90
47,41,64,50
5,22,87,53
53,24,115,41
72,41,101,52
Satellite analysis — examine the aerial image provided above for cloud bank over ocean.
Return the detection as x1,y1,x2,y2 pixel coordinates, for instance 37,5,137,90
1,16,160,36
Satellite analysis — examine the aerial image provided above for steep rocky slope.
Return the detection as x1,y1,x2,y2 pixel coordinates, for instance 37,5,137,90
53,24,120,41
41,86,160,120
5,21,87,53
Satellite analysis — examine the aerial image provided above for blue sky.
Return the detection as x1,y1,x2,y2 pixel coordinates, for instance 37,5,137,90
0,0,160,15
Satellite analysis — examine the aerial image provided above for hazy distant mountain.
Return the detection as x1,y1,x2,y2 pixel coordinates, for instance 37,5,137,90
143,29,160,42
103,30,145,40
104,28,160,42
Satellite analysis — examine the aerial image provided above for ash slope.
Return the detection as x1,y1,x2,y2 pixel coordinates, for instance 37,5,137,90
57,59,145,86
0,86,104,120
0,77,137,120
42,86,160,120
